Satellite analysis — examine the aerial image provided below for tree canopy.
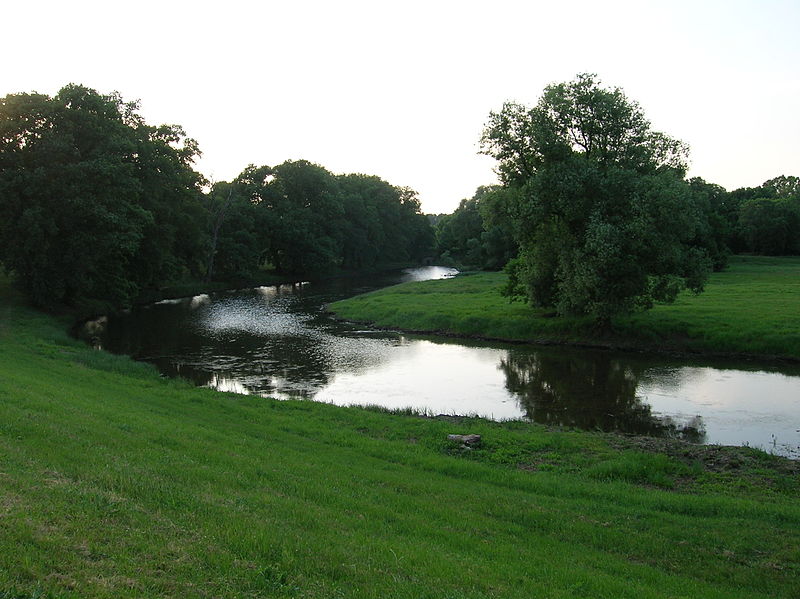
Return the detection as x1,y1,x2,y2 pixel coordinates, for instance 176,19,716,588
481,74,712,321
0,85,206,312
434,186,518,270
210,161,434,279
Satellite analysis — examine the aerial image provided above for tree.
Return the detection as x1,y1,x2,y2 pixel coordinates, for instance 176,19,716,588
436,196,484,267
686,177,732,270
203,175,270,281
481,74,711,322
247,160,343,275
475,185,519,270
762,175,800,200
0,85,206,312
727,175,800,255
738,198,800,255
336,175,434,269
221,162,436,276
435,186,517,269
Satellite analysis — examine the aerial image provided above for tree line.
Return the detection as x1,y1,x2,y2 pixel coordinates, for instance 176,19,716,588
429,175,800,270
434,174,800,269
0,85,434,314
2,79,796,321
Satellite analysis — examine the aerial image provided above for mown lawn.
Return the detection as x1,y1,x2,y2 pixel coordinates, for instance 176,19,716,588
1,274,799,598
329,256,800,359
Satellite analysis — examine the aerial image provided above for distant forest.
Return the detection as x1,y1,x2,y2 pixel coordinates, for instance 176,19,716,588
1,81,799,317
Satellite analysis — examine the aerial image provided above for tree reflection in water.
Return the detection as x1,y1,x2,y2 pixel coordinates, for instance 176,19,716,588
499,350,706,442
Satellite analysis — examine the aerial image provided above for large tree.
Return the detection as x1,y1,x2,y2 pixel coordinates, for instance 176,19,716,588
0,85,206,312
481,74,712,322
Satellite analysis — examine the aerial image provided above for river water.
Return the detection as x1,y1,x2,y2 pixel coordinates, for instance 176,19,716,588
83,266,800,458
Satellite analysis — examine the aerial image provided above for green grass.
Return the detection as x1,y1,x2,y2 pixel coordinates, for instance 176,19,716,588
1,273,799,598
329,256,800,359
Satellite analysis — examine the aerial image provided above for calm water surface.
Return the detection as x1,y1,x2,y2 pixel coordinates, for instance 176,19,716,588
84,267,800,458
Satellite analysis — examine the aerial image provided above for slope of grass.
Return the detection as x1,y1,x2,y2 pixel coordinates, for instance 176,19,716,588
329,256,800,359
1,274,799,598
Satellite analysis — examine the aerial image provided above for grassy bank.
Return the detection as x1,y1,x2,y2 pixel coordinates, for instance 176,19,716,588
1,275,799,598
329,256,800,360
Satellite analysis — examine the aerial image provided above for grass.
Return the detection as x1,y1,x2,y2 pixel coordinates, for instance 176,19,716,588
1,273,799,597
329,255,800,359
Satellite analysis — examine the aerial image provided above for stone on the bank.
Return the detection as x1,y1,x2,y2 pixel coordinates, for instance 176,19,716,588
447,434,482,447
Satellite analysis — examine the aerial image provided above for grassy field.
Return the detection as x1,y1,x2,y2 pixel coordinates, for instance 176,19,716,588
329,256,800,360
1,274,799,598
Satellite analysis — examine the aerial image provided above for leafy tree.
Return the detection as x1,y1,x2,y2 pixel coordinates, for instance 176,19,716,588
686,177,732,270
738,198,800,255
204,176,270,281
222,162,435,276
336,174,389,269
336,175,433,268
252,160,343,274
475,186,520,270
393,186,436,264
436,196,484,267
435,186,517,270
762,175,800,200
0,85,205,312
0,84,437,311
727,175,800,255
481,74,711,322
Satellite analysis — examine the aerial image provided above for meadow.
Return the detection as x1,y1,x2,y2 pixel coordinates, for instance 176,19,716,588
329,256,800,360
1,272,799,598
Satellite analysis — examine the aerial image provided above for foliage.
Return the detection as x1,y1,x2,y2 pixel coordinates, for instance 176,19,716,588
336,174,435,269
686,177,733,270
761,174,800,200
481,74,713,321
435,186,517,270
204,178,269,281
212,161,435,277
726,175,800,254
435,196,484,266
737,197,800,255
0,85,206,313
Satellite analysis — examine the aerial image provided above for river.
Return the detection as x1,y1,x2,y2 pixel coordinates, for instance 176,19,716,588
81,266,800,458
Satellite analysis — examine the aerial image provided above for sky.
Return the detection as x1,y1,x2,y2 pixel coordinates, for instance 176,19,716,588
3,0,798,214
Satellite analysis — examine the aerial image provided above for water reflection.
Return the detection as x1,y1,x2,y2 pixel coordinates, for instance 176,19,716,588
190,293,211,309
78,266,800,457
499,350,707,442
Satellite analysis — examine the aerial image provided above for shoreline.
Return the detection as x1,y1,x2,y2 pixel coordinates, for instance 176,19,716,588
2,273,800,597
327,257,800,363
328,313,800,366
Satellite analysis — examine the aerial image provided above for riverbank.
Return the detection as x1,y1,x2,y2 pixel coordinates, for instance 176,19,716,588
135,261,429,307
328,255,800,361
1,274,799,598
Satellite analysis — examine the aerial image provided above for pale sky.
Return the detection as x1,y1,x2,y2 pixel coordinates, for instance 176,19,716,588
3,0,798,214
